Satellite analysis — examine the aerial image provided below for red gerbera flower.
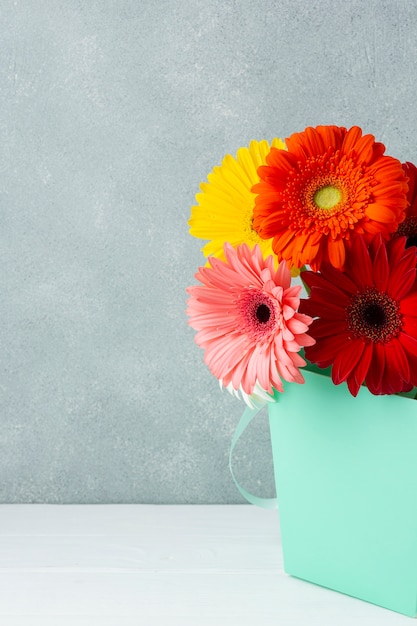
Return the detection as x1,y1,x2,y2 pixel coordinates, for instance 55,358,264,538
393,161,417,248
252,125,408,271
299,234,417,396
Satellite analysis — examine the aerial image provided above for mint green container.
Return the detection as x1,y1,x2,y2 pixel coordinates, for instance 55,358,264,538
268,369,417,617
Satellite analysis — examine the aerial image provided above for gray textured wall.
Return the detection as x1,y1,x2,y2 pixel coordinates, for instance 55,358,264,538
2,0,417,503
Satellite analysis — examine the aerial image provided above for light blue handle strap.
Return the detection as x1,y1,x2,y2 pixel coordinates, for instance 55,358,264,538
229,403,278,509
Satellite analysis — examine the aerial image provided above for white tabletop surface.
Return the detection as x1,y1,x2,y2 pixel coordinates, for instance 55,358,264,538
0,504,412,625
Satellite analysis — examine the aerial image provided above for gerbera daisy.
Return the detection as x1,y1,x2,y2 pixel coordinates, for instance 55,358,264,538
252,125,408,271
186,243,314,406
299,234,417,396
189,138,286,263
393,161,417,248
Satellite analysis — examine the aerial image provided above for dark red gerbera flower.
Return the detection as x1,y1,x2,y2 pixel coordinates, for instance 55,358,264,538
394,161,417,248
299,234,417,396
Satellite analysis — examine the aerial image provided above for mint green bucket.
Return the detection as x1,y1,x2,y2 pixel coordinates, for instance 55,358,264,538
267,369,417,616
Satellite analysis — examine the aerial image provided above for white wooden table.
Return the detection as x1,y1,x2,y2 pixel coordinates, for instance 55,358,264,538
0,505,411,625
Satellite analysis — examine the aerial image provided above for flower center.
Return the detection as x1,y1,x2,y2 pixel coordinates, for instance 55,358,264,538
276,153,371,239
362,303,386,327
242,202,263,242
313,184,343,210
397,216,417,248
237,288,279,342
256,303,271,323
347,288,402,343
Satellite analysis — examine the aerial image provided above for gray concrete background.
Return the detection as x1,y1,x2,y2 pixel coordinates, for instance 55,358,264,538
2,0,417,503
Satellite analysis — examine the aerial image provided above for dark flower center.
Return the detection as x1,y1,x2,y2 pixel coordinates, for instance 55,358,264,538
347,288,402,343
397,216,417,249
362,303,387,327
406,235,417,249
237,288,279,342
256,303,271,323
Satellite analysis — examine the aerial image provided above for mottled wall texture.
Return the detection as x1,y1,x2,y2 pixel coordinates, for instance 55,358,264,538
2,0,417,502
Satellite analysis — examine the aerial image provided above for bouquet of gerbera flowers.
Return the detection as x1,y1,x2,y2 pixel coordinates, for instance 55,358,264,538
186,125,417,406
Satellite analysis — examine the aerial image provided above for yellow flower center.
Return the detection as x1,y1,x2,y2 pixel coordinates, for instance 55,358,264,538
243,204,262,242
313,185,343,210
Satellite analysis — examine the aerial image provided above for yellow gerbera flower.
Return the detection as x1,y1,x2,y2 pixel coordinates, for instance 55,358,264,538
189,138,286,264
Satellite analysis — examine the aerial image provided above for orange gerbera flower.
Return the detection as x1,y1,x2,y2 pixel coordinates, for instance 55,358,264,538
252,125,409,271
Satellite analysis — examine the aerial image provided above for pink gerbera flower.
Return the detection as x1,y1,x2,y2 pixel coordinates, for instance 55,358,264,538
186,243,315,406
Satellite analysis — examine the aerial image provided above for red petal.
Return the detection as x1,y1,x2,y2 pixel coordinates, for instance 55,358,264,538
352,342,373,389
372,236,389,292
400,293,417,317
347,236,373,288
308,318,347,338
300,270,351,304
332,340,365,384
398,333,417,387
378,340,411,394
346,371,361,397
365,343,385,394
398,331,417,357
319,263,360,295
388,267,416,301
386,338,411,383
402,316,417,337
305,332,350,367
403,162,417,205
387,235,407,266
299,297,346,320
